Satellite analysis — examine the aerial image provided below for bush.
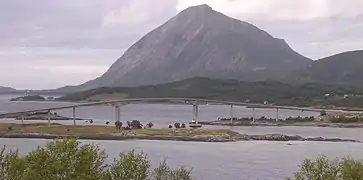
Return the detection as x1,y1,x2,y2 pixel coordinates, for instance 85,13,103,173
174,123,181,129
290,156,363,180
146,122,154,129
115,121,123,130
126,120,143,129
0,138,192,180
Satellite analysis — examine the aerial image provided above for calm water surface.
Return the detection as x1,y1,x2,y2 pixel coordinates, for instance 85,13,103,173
0,94,362,179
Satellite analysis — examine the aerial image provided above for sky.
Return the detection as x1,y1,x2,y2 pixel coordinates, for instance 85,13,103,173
1,0,362,89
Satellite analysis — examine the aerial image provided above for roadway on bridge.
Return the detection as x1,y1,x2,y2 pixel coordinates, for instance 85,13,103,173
0,98,360,116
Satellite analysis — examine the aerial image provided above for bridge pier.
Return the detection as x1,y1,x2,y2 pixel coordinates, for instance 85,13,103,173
72,107,76,126
115,105,121,122
252,108,256,123
47,110,51,127
192,104,199,123
21,113,24,125
230,104,234,123
276,108,279,121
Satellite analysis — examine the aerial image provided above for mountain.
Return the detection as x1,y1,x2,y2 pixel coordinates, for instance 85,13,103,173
71,4,310,91
0,86,16,93
58,77,363,108
290,50,363,85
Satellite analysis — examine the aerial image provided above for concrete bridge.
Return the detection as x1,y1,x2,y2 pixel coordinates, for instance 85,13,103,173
0,98,356,126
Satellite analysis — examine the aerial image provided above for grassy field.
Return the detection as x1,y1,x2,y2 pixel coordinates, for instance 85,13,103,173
0,123,238,136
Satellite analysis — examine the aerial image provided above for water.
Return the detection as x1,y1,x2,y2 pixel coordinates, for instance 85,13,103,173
1,94,363,179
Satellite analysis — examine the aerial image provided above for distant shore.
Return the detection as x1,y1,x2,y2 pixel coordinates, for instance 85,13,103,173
0,123,360,143
199,121,363,128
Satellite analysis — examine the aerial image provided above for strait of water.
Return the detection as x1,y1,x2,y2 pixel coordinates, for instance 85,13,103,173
0,94,362,180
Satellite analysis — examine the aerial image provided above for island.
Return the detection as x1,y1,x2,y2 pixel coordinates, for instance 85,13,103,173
10,95,46,101
200,112,363,128
0,111,89,121
0,123,359,143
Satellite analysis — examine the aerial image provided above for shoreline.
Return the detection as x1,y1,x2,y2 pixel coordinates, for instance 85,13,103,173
199,121,363,128
0,123,360,143
0,133,360,143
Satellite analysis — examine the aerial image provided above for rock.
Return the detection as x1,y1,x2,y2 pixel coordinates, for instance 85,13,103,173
69,4,310,91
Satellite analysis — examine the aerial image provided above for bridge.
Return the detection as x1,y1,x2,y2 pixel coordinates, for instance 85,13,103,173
0,98,358,127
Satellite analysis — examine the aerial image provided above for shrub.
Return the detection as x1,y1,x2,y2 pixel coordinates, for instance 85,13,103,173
174,123,181,129
115,121,123,130
146,122,154,129
0,138,192,180
290,156,363,180
126,120,143,129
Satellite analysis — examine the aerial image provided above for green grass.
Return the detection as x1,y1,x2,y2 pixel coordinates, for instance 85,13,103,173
0,123,239,136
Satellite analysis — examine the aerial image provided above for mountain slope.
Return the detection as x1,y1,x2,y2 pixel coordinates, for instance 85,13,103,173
58,77,363,107
75,4,311,90
290,50,363,85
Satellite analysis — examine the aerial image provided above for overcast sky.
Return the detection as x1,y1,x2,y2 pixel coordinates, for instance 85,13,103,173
1,0,362,89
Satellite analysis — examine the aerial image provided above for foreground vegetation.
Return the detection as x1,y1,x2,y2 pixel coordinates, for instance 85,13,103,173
290,156,363,180
0,138,192,180
58,77,363,108
1,138,362,179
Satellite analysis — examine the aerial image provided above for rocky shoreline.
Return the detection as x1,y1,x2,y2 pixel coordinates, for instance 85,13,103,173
199,121,363,128
0,133,360,143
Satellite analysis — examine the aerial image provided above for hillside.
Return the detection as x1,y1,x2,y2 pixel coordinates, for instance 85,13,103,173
67,4,310,91
58,77,363,107
290,50,363,85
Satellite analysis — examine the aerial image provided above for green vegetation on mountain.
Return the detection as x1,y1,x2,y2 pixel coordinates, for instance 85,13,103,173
58,77,363,108
290,50,363,86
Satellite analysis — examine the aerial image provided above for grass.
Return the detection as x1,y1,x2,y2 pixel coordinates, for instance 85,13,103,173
0,123,239,136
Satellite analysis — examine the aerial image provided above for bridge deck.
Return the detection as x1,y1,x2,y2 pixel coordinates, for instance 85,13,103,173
0,98,357,116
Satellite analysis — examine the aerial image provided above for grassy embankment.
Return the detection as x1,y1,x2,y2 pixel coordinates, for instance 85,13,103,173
0,123,238,136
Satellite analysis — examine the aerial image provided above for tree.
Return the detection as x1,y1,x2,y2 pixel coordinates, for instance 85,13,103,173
290,156,363,180
130,120,143,129
107,150,150,180
146,122,154,129
0,138,192,180
115,121,123,130
174,123,181,129
0,138,107,180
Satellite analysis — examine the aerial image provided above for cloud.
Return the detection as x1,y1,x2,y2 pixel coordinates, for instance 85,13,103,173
176,0,363,59
177,0,363,21
0,0,362,89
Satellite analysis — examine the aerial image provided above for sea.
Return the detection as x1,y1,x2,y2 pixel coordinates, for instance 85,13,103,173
1,94,363,180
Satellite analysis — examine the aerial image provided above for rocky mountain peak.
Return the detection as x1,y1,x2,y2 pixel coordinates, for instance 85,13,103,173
68,4,311,91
